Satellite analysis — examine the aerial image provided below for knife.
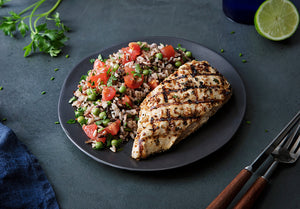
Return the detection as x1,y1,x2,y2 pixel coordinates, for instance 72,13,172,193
206,111,300,209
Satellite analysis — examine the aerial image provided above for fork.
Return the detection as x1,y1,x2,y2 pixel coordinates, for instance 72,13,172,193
233,123,300,209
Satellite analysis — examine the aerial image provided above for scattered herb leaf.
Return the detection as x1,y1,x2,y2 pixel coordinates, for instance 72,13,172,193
231,31,235,34
89,58,95,64
242,59,247,63
54,68,59,71
50,77,55,80
246,120,251,125
0,86,3,90
176,44,186,52
239,53,243,57
220,49,224,53
54,121,60,124
41,91,46,95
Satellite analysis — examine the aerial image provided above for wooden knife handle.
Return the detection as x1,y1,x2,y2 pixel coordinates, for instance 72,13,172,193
206,169,252,209
233,176,268,209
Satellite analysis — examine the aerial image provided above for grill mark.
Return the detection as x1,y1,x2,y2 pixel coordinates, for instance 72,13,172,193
162,85,168,103
150,99,222,110
190,64,198,77
156,115,200,123
162,73,221,84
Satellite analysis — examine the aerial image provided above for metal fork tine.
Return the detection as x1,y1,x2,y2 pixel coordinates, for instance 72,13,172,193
283,124,300,150
290,135,300,154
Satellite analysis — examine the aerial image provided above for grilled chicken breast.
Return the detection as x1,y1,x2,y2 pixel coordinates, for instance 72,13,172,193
131,60,232,159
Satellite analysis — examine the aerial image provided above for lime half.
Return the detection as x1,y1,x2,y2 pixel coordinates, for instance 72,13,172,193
254,0,299,41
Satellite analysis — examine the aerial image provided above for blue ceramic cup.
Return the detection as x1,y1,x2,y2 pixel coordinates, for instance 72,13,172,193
223,0,265,24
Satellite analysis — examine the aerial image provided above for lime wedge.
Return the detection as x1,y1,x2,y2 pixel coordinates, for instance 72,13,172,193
254,0,299,41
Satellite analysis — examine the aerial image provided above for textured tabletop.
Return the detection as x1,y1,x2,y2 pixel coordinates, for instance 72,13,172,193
0,1,299,209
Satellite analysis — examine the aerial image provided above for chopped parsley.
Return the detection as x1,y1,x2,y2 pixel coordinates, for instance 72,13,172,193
0,86,3,91
134,64,142,77
239,53,243,57
41,91,46,95
141,45,150,51
173,95,178,98
231,31,235,34
54,68,59,72
69,96,77,103
220,49,224,53
246,120,251,125
98,54,104,61
67,119,76,124
54,121,60,124
65,54,69,58
176,44,186,52
89,58,95,63
50,77,55,81
242,59,247,63
2,118,7,122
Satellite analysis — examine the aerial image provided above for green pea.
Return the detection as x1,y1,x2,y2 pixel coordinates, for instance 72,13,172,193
119,85,126,93
93,141,104,150
92,107,100,116
99,111,107,119
137,41,142,46
87,93,97,101
185,51,192,57
107,101,112,106
143,70,150,75
113,64,119,72
75,110,83,118
155,53,163,60
111,139,119,147
102,119,110,126
175,61,182,67
86,89,94,95
77,116,86,124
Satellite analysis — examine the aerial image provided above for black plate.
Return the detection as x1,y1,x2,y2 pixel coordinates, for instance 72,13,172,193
58,36,246,171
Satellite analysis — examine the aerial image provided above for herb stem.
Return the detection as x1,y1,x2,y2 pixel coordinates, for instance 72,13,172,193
33,0,62,31
18,1,39,16
29,0,45,33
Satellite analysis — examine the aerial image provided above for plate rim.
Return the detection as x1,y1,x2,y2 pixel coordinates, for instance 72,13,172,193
58,36,246,171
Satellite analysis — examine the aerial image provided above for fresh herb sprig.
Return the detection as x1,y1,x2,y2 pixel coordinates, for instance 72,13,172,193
0,0,69,57
0,0,11,7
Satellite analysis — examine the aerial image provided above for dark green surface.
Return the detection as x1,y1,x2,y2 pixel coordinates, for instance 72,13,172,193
0,0,299,208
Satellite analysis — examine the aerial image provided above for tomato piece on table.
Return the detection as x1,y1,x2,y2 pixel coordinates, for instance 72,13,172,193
93,59,105,70
124,74,144,89
82,124,98,139
106,119,121,136
121,95,133,108
160,45,175,59
148,79,159,90
102,86,116,101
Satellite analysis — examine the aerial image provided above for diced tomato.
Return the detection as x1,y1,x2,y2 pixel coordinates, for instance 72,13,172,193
128,42,141,60
124,74,144,89
106,119,121,136
148,79,159,90
160,45,175,59
121,95,133,108
124,66,135,74
121,42,141,64
102,86,116,101
87,67,110,87
82,124,98,139
93,59,105,70
95,137,106,143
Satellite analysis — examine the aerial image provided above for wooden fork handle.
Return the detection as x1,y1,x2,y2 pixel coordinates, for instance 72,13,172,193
233,176,268,209
206,169,252,209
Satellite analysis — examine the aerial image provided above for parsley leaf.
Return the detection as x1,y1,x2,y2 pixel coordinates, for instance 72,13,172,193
0,1,69,57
